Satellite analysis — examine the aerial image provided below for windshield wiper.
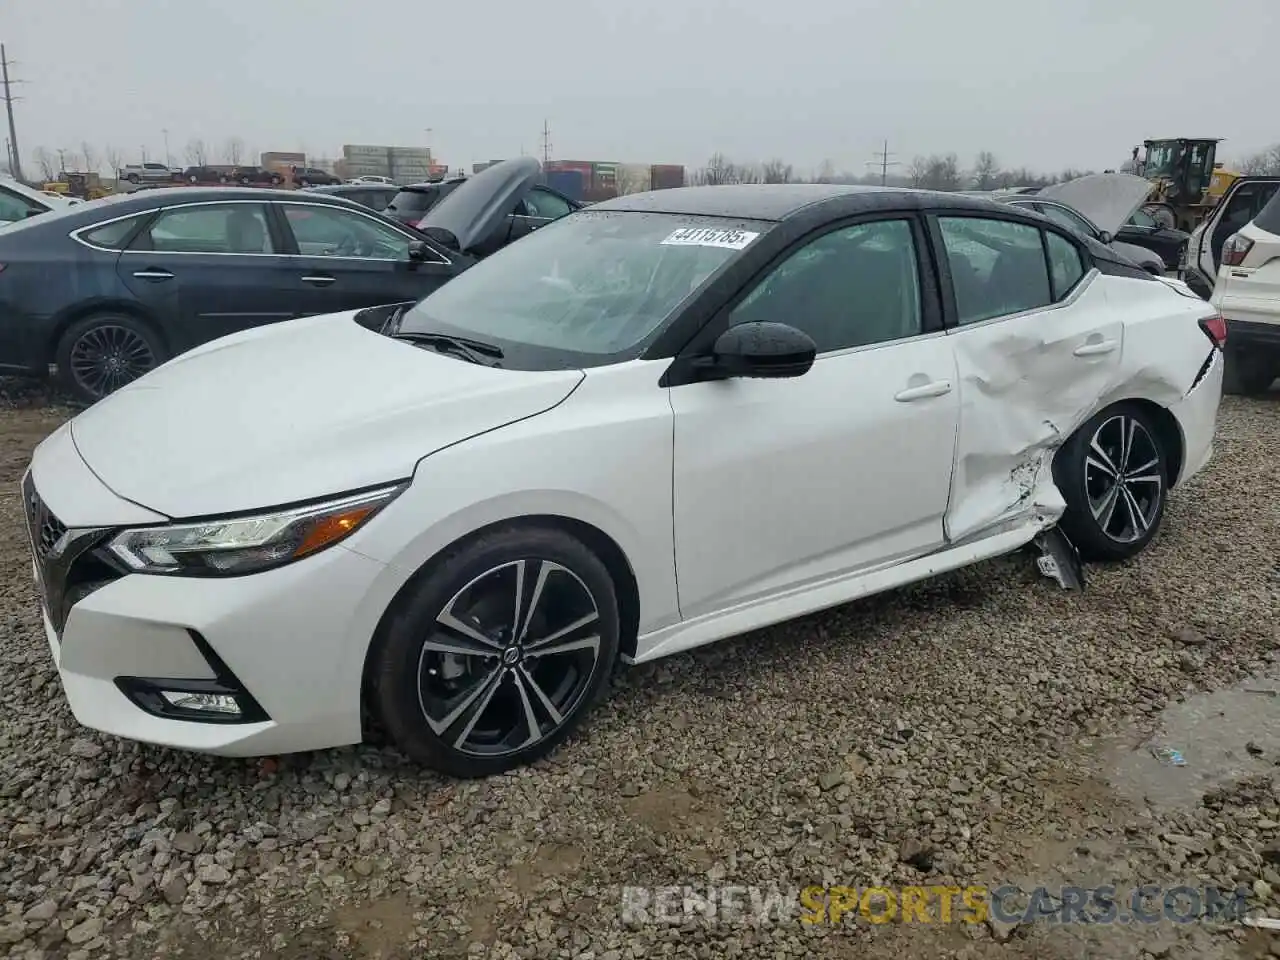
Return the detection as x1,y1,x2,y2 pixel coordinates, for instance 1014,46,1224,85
392,330,504,365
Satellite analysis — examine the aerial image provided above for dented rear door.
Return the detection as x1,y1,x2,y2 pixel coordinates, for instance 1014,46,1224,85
933,214,1124,544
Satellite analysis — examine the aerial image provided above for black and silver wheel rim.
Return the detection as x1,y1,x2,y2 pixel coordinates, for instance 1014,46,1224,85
1085,414,1163,544
69,325,156,398
418,559,601,758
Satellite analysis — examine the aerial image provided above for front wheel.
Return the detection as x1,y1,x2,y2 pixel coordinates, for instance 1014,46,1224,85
372,526,620,777
55,313,166,404
1053,403,1168,562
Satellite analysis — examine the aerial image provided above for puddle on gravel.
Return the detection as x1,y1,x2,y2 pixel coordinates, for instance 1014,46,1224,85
1107,675,1280,813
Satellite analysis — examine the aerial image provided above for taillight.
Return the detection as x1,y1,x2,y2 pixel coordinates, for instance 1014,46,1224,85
1199,315,1227,350
1221,233,1254,267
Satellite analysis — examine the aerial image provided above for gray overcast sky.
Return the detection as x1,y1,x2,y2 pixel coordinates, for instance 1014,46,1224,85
3,0,1276,176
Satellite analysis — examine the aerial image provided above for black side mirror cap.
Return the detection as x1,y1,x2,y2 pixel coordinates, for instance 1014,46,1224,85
1097,230,1114,244
702,322,816,380
407,240,431,261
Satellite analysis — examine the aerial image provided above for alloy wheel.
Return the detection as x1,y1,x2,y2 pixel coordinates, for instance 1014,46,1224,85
68,325,156,399
1084,414,1163,544
417,559,601,758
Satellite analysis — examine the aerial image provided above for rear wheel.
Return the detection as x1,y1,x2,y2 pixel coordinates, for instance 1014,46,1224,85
372,526,620,777
1053,403,1168,562
55,313,166,404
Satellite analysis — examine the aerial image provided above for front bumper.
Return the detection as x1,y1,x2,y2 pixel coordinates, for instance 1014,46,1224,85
24,442,396,757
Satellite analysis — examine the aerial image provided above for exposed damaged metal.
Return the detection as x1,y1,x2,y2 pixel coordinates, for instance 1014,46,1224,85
1033,528,1086,590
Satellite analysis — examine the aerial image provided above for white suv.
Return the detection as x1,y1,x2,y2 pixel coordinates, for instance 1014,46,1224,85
1210,188,1280,394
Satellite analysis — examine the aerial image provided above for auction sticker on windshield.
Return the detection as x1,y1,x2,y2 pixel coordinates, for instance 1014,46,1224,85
661,227,759,250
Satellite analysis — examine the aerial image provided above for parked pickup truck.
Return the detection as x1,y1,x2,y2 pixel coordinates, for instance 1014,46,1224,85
116,162,181,185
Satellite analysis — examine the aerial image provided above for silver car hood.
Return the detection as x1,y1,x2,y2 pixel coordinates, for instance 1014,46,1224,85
1039,173,1154,236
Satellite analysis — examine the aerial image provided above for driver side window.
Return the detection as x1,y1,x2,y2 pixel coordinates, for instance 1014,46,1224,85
282,204,411,259
729,219,923,353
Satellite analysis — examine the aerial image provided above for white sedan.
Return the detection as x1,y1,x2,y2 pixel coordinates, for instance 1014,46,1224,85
23,169,1225,777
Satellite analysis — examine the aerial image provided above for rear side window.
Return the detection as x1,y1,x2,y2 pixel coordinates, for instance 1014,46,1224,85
1045,232,1086,299
1253,187,1280,236
0,186,45,222
386,188,437,217
81,215,149,249
939,217,1052,325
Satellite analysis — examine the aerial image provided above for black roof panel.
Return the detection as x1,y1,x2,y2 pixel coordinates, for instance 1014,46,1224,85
591,184,1006,221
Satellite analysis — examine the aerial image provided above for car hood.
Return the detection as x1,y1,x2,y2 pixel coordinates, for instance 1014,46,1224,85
68,311,584,518
1038,173,1154,236
419,156,541,255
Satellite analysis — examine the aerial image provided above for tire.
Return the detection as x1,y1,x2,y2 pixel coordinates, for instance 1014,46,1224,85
188,175,198,184
239,176,251,186
372,525,621,777
55,313,167,404
1222,349,1275,396
127,173,140,184
1052,402,1169,562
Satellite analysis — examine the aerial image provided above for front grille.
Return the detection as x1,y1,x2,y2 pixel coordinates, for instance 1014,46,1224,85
20,471,117,637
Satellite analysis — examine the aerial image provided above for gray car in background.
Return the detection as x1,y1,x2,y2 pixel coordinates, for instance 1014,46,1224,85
967,174,1167,274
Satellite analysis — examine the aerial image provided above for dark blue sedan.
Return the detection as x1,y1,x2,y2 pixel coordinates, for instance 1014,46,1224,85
0,186,466,402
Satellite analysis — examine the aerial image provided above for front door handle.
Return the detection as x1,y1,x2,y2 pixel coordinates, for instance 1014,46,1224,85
894,380,952,402
1073,339,1118,357
132,268,174,281
301,275,336,286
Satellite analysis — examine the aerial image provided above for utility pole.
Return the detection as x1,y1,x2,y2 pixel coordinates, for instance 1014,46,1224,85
868,139,899,186
161,128,170,167
540,119,552,166
56,147,65,173
1,44,25,182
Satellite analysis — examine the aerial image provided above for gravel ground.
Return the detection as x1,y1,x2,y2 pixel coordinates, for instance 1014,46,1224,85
1,378,1278,960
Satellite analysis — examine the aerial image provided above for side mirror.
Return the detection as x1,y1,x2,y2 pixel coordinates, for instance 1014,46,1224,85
702,322,816,380
1097,230,1114,244
406,240,433,268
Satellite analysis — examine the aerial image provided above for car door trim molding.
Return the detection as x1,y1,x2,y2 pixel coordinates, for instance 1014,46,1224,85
70,198,453,265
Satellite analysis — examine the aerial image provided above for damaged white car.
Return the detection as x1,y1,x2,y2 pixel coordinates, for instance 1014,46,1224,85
24,178,1225,777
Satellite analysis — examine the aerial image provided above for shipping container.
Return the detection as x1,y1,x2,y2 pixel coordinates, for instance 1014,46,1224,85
582,184,619,203
544,169,585,202
546,160,594,179
617,163,652,195
650,164,685,190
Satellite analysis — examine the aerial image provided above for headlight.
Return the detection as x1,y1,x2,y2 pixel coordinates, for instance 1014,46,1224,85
107,484,405,577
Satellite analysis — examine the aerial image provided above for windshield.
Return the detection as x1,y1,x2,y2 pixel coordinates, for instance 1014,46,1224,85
1143,143,1176,178
387,184,460,218
399,210,768,368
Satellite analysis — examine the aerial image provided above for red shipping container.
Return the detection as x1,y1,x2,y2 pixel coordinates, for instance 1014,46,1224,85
651,164,685,190
546,160,594,178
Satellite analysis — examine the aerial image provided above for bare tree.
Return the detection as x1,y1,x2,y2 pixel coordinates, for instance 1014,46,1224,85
906,156,929,188
33,147,57,181
695,153,736,186
812,159,836,184
80,142,99,175
104,145,124,179
760,159,794,184
1240,144,1280,176
972,151,1001,191
185,138,208,166
224,137,245,166
922,154,961,191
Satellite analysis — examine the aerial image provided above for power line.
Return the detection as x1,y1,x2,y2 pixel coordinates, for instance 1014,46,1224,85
868,139,900,185
1,44,26,181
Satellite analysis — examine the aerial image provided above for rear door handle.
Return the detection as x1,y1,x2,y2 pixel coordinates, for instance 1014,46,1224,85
132,269,174,281
1073,339,1118,357
894,380,952,402
301,275,336,286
